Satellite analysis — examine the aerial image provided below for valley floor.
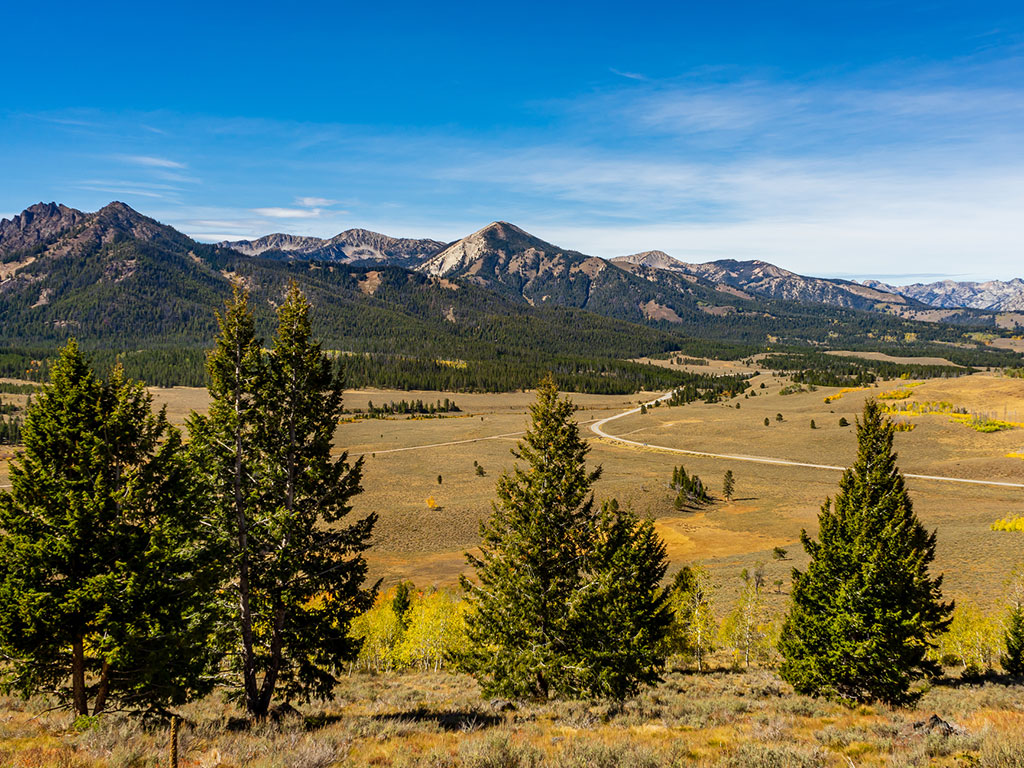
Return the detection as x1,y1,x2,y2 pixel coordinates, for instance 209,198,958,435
4,367,1024,607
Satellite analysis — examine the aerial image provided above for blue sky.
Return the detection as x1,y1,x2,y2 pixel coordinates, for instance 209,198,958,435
2,1,1022,281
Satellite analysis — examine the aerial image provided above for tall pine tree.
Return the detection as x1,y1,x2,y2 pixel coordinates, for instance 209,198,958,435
190,285,376,717
779,400,951,705
571,499,672,699
187,286,265,714
464,377,669,700
0,342,219,714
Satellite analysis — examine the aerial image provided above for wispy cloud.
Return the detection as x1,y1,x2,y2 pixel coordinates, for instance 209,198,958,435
75,178,186,200
609,68,646,81
117,155,187,169
294,196,338,207
252,206,324,219
24,113,99,128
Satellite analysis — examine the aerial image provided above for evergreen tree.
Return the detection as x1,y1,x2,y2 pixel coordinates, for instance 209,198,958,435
190,285,375,717
392,581,414,629
723,470,735,501
464,377,671,700
464,377,602,699
778,400,952,705
0,342,218,714
571,500,672,699
187,287,265,714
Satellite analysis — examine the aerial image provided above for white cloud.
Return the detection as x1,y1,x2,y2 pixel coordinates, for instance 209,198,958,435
75,178,187,199
609,68,647,81
252,207,324,219
294,196,338,207
117,155,187,169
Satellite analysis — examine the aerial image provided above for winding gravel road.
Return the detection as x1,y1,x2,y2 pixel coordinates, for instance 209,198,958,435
590,392,1024,490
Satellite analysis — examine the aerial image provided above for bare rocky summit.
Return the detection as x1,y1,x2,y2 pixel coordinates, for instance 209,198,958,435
221,229,445,268
0,202,88,257
419,221,607,283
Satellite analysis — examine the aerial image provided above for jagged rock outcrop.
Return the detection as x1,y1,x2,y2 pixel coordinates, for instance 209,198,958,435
0,202,88,257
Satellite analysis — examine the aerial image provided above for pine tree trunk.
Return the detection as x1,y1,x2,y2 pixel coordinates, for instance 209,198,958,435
233,358,259,717
71,636,88,716
251,395,298,717
93,660,111,715
256,604,287,717
535,670,548,700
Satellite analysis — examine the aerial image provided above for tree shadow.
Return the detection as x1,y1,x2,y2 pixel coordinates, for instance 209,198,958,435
930,671,1022,689
372,707,502,732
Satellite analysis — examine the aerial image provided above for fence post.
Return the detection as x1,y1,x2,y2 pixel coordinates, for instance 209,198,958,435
170,715,179,768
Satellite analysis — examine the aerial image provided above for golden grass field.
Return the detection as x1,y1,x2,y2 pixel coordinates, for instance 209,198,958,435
4,365,1024,610
3,669,1024,768
4,364,1024,766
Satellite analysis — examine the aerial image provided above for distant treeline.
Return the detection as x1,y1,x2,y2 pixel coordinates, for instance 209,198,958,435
348,398,461,417
340,354,696,394
666,371,753,405
762,351,973,387
0,346,701,395
0,348,208,388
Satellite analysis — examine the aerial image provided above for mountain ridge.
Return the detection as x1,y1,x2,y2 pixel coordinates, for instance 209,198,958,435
220,228,446,268
864,278,1024,312
610,253,918,312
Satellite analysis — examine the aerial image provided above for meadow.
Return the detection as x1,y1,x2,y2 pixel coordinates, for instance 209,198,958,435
2,362,1024,766
3,668,1024,767
7,364,1024,604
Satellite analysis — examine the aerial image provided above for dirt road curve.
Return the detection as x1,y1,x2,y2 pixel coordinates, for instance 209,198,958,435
591,392,1024,490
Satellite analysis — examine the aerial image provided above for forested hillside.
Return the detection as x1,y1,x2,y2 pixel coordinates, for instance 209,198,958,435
0,202,1020,390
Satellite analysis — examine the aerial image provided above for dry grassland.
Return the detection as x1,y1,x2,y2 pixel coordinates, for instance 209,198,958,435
3,670,1024,767
4,371,1024,609
4,370,1024,766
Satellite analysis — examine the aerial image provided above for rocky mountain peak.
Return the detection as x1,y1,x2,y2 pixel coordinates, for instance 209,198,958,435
0,202,87,257
612,250,684,270
419,221,574,278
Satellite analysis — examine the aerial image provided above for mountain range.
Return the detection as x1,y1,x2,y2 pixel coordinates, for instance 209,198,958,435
223,223,1024,317
864,278,1024,312
219,229,446,269
0,201,1021,388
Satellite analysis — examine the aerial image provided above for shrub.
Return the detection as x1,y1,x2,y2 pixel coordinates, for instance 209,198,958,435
992,518,1024,532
